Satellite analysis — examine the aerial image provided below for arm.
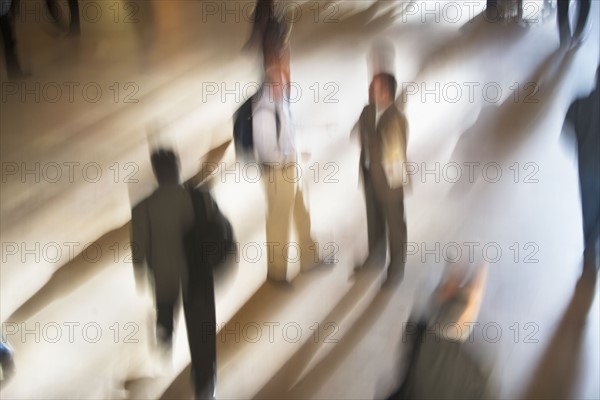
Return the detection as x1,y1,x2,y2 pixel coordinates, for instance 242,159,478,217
456,262,489,332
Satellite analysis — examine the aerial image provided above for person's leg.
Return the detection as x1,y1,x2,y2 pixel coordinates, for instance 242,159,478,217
155,300,175,347
183,288,216,400
572,0,591,44
67,0,80,35
45,0,80,34
557,0,571,45
382,190,407,283
0,13,24,79
263,165,295,281
292,175,318,271
364,170,386,258
579,158,600,273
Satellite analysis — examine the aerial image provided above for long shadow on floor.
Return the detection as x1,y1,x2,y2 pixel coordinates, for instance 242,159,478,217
275,279,401,399
254,247,388,399
6,142,236,327
447,45,578,198
159,261,341,400
522,269,598,399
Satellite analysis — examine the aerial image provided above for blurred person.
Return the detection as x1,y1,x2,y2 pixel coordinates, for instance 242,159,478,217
132,149,194,350
245,0,293,96
131,149,216,399
253,63,318,282
357,72,409,284
387,262,495,399
564,65,600,277
557,0,591,47
0,0,26,79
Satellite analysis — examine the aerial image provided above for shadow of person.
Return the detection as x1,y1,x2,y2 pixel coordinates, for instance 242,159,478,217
5,141,237,337
522,269,598,399
293,0,404,56
5,222,131,326
253,245,388,399
160,260,340,400
415,8,529,79
279,281,398,399
446,46,578,199
391,8,531,114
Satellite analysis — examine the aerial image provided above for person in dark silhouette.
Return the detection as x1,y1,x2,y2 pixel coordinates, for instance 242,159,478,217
565,66,599,276
1,0,26,79
131,149,216,399
357,72,409,283
557,0,591,47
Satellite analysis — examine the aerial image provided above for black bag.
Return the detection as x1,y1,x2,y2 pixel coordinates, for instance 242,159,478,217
186,185,236,270
233,95,255,159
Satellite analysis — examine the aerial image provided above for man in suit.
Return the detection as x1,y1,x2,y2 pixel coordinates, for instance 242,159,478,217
358,73,409,284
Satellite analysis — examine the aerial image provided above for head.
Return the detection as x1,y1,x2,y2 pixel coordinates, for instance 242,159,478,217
371,73,397,108
151,149,180,186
